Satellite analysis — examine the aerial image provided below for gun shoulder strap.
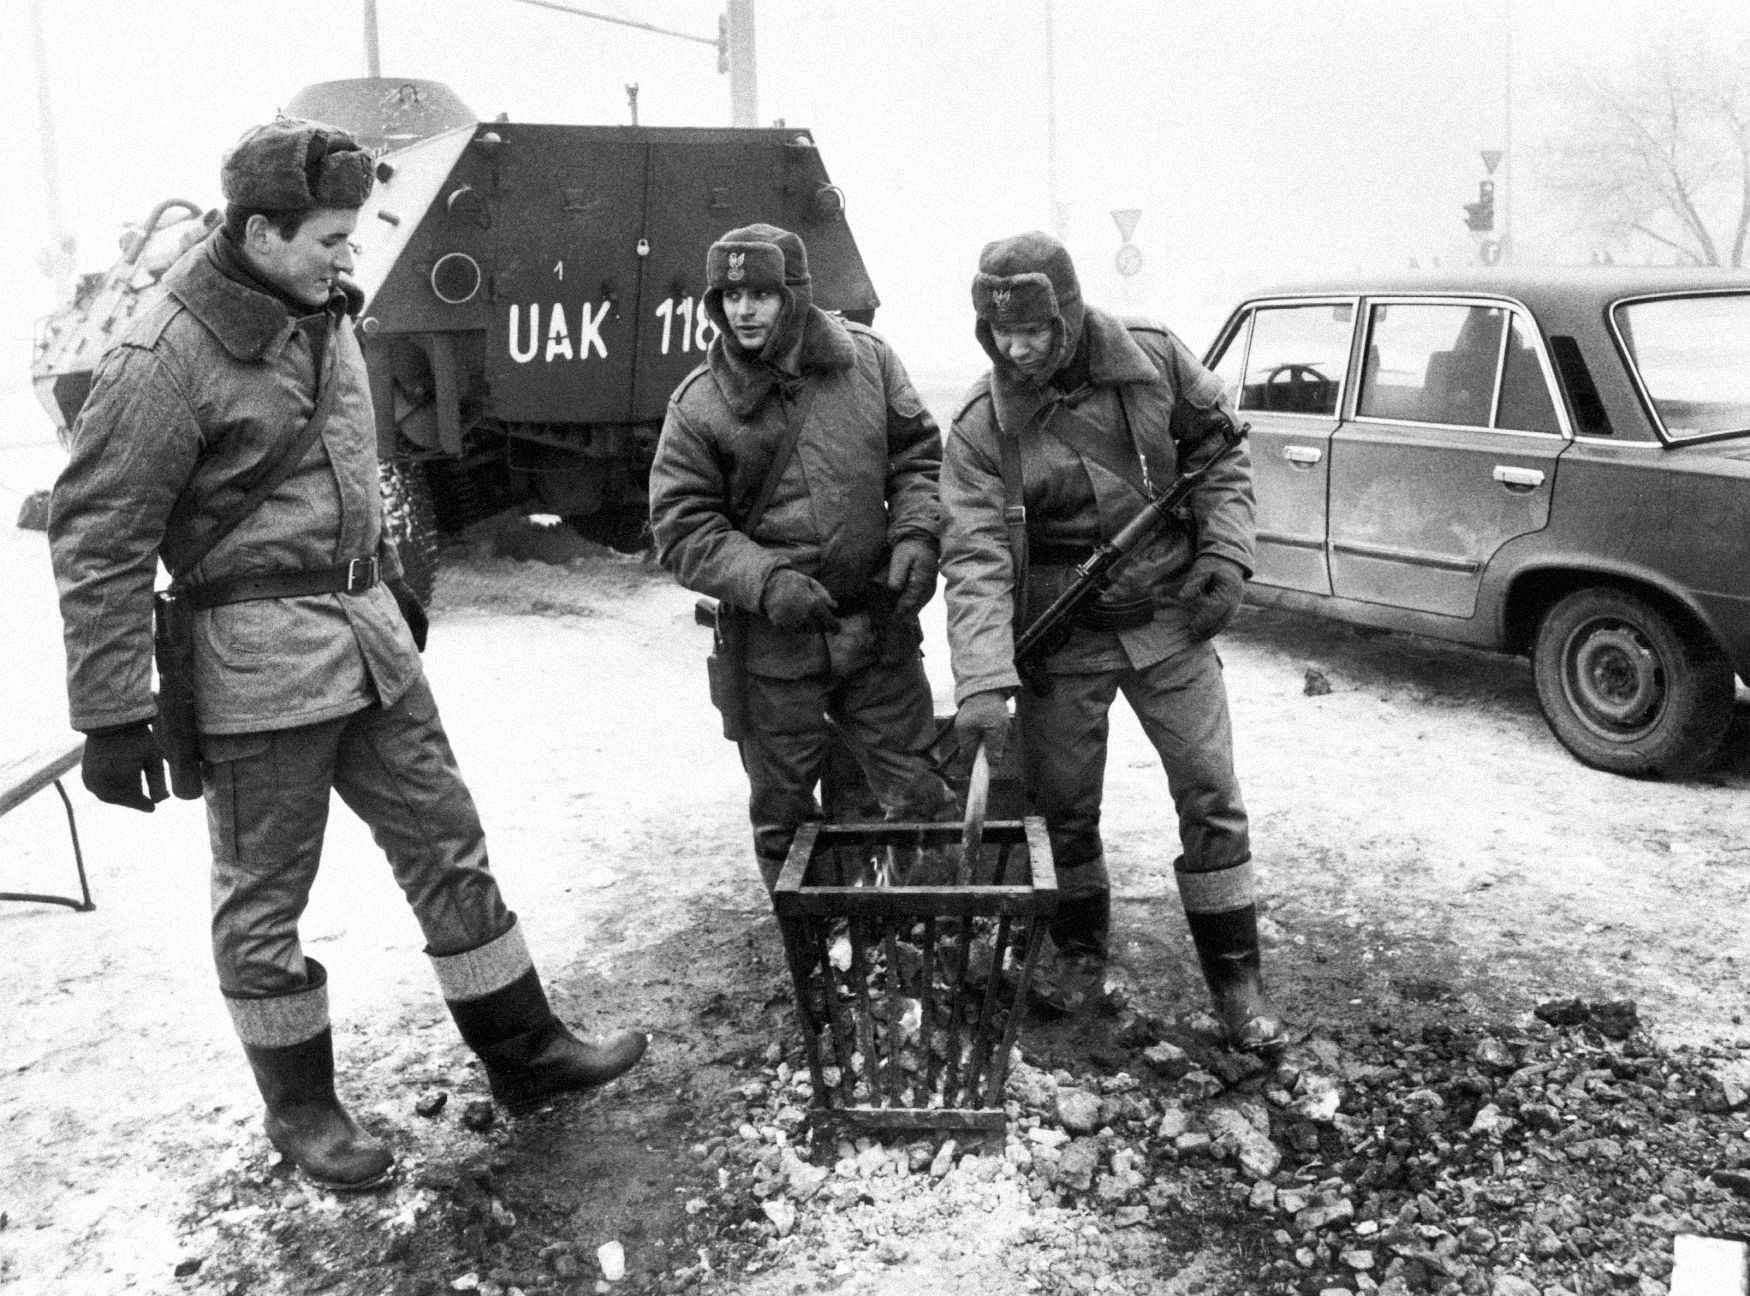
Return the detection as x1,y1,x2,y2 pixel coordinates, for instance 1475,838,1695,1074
736,379,819,534
1038,388,1153,498
996,418,1029,631
167,324,343,587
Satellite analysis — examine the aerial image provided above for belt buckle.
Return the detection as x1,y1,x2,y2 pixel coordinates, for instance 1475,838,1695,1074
345,557,378,593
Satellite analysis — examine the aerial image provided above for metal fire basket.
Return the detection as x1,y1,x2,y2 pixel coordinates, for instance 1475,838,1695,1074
771,812,1056,1139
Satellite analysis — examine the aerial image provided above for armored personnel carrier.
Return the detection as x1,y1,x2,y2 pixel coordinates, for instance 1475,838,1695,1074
31,77,879,597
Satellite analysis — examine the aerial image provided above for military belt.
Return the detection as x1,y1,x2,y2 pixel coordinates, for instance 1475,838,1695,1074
1026,539,1156,631
1029,539,1098,568
179,557,381,610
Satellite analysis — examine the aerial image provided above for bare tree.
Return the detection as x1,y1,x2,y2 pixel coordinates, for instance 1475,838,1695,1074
1543,36,1750,267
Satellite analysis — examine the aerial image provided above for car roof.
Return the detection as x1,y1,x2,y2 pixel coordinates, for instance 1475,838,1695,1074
1247,265,1750,311
1237,266,1750,343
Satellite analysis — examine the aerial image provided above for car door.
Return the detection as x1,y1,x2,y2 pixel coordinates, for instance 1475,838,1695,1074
1206,298,1357,594
1327,297,1570,617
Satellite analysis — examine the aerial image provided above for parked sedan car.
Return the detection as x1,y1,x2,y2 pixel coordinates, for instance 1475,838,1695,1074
1204,268,1750,776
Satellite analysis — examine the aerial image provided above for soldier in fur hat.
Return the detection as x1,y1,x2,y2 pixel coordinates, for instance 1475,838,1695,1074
941,231,1284,1050
49,118,647,1192
649,222,952,891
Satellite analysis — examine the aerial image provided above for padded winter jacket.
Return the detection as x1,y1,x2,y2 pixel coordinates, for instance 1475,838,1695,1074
941,307,1254,703
648,306,941,679
49,235,419,735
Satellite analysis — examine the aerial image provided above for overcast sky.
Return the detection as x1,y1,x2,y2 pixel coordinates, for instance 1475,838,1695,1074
5,0,1748,440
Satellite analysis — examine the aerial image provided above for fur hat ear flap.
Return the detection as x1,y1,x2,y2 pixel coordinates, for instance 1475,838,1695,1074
705,241,786,292
222,118,373,210
971,271,1059,329
312,144,373,208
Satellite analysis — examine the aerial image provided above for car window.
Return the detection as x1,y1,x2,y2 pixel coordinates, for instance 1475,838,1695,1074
1359,303,1504,427
1206,310,1251,408
1496,315,1561,434
1237,303,1353,417
1615,293,1750,440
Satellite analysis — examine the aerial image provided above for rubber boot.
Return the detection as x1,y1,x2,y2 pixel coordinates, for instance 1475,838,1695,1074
1184,904,1286,1053
1031,889,1110,1015
1049,890,1111,964
448,968,648,1112
241,1028,395,1192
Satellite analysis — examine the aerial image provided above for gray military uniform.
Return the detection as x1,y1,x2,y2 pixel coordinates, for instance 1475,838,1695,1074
49,235,513,1008
942,306,1256,911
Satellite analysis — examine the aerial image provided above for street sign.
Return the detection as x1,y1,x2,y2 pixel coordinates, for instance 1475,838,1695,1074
1111,209,1142,243
1481,150,1503,176
1115,244,1143,277
1479,239,1502,266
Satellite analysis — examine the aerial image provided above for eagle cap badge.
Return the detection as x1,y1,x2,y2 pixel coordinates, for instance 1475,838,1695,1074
727,251,747,282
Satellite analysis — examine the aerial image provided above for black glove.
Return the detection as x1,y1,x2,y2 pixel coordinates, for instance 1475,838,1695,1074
953,689,1011,770
883,536,939,618
81,721,169,812
388,577,428,652
762,569,841,634
1177,555,1247,642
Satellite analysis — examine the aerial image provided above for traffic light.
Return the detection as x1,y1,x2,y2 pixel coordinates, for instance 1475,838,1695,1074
717,12,729,73
1464,180,1495,233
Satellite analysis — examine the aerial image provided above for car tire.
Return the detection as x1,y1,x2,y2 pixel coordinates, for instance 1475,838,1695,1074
1532,587,1733,777
379,459,441,605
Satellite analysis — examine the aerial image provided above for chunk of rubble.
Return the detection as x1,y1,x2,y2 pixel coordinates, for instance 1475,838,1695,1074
1294,1198,1355,1231
1051,1139,1101,1191
1205,1107,1283,1180
1468,1103,1516,1138
1156,1106,1192,1140
1141,1041,1192,1079
1055,1087,1102,1134
760,1200,796,1237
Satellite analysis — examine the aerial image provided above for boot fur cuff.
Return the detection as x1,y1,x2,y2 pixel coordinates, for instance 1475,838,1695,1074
1176,859,1255,915
224,962,329,1048
429,920,534,1002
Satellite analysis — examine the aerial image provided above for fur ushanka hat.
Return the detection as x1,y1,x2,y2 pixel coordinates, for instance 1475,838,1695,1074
221,118,374,211
702,222,814,363
971,230,1086,381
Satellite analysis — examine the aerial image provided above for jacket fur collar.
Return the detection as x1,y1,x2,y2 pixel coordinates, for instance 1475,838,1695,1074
166,234,359,363
707,304,857,419
989,305,1160,435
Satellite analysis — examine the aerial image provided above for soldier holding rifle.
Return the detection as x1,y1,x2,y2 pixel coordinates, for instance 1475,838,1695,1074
941,231,1284,1050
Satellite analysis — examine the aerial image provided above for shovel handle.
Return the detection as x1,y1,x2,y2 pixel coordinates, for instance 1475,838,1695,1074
958,743,991,886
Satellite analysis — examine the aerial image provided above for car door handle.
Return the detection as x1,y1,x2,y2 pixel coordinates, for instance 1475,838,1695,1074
1283,445,1322,466
1492,465,1545,491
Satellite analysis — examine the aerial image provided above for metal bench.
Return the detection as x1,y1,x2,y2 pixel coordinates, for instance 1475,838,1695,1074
1,737,95,912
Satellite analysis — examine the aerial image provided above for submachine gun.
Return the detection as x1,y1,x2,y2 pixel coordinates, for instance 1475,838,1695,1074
1013,418,1250,695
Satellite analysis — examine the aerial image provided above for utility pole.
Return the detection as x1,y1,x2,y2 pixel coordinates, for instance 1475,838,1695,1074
726,0,757,128
1044,0,1065,237
363,0,382,77
1501,0,1513,263
29,0,74,292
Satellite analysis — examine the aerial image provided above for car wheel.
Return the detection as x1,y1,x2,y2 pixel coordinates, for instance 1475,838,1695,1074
378,459,441,605
1532,587,1733,777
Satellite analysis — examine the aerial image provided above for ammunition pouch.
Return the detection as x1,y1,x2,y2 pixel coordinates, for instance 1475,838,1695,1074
699,597,750,742
151,591,204,800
